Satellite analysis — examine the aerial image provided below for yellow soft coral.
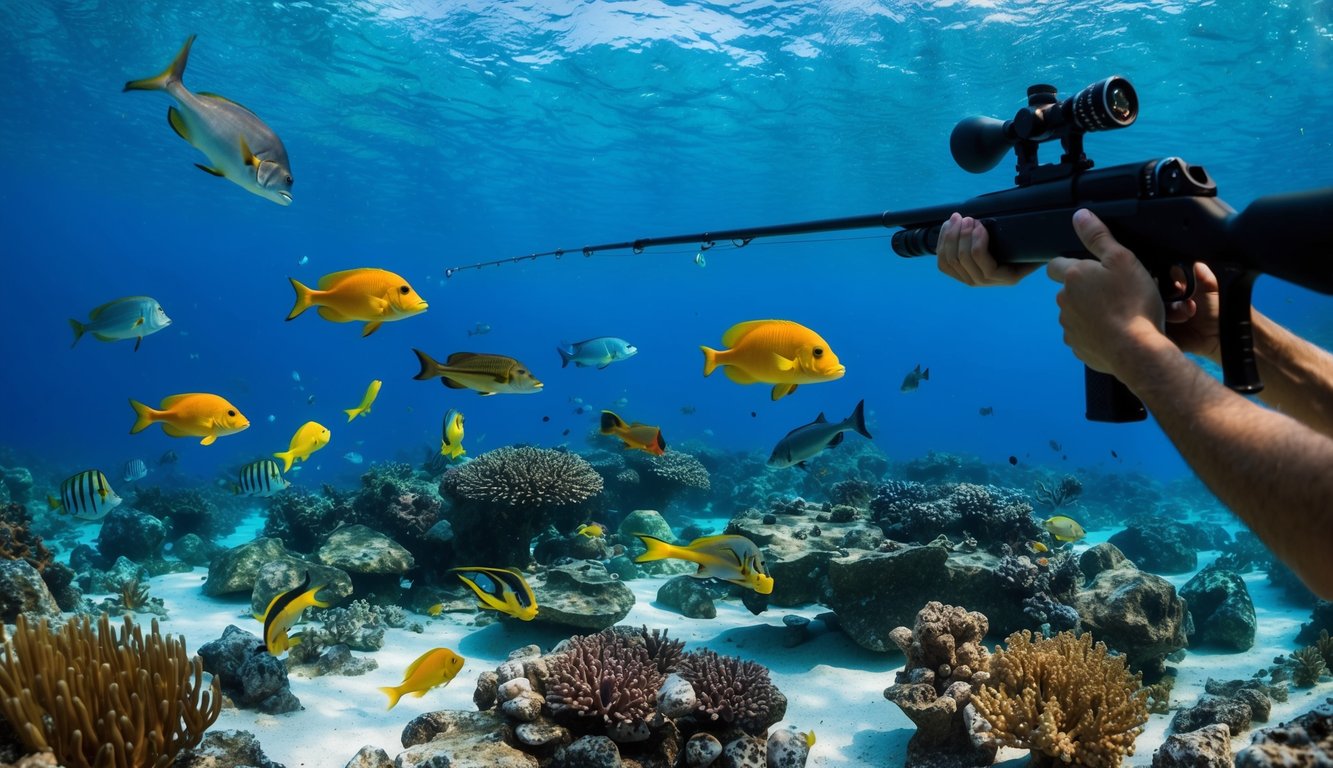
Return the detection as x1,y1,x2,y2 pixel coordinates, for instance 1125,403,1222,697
972,630,1148,768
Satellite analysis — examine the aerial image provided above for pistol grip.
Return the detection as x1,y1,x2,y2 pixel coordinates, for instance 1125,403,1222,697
1085,367,1148,423
1217,268,1263,394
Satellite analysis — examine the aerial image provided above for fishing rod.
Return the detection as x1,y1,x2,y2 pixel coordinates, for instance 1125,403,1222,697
445,75,1333,424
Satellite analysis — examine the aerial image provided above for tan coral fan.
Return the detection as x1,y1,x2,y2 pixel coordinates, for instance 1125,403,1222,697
972,630,1148,768
0,613,221,768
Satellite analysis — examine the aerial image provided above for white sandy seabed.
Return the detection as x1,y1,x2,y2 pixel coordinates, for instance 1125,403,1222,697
91,517,1333,768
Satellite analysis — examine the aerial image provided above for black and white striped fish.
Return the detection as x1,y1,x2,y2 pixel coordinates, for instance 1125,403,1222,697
234,459,290,497
47,470,122,521
122,458,148,483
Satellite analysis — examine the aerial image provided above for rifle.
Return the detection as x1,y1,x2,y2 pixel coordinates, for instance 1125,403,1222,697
445,76,1333,423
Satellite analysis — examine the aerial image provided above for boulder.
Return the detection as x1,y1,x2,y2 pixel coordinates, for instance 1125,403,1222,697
0,559,61,623
1180,566,1256,651
317,524,414,574
97,507,166,562
1074,565,1187,673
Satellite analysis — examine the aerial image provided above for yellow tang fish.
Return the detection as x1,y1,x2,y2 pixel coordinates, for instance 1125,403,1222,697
441,408,466,459
634,533,774,595
451,567,538,621
129,393,249,446
412,350,543,396
1043,515,1087,543
287,268,428,337
70,296,172,352
379,647,465,710
123,35,294,206
426,603,444,616
575,523,605,539
700,319,844,401
274,421,330,472
255,572,330,655
344,379,382,422
599,411,667,456
47,470,122,521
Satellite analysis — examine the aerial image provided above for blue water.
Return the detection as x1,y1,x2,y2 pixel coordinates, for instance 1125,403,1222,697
2,0,1330,491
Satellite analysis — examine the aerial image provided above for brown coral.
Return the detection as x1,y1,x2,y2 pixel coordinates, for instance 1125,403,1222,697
0,502,52,572
0,613,221,768
546,629,665,728
442,446,603,508
676,648,786,735
888,601,991,691
972,630,1148,768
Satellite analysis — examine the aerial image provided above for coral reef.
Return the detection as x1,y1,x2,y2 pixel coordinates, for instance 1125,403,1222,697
546,629,666,728
621,449,711,515
0,613,221,768
676,648,787,735
348,462,443,546
263,487,348,553
870,481,1039,550
131,486,229,540
973,629,1149,768
1033,475,1082,510
1234,702,1333,767
0,502,51,572
1290,646,1327,687
441,446,604,565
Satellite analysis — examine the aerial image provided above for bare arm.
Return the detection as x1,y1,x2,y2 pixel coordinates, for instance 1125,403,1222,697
1249,312,1333,438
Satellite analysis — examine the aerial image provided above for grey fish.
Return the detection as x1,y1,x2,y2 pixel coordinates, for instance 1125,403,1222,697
767,400,872,469
412,349,543,396
900,364,930,392
557,337,638,369
70,296,172,352
124,35,294,206
122,459,148,483
467,322,492,337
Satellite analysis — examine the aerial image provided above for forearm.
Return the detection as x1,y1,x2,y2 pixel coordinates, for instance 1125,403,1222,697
1249,311,1333,438
1121,333,1333,599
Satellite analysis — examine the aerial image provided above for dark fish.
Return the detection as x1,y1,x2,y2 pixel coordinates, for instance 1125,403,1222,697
900,364,930,392
1111,449,1119,459
767,400,872,469
680,405,696,415
467,322,491,337
159,449,180,465
978,406,993,417
412,349,543,395
542,415,550,422
1049,440,1062,452
1008,455,1018,466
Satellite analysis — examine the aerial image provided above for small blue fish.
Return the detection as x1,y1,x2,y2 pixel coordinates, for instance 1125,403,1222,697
70,296,172,352
122,459,148,483
557,337,638,370
467,322,492,337
343,451,364,465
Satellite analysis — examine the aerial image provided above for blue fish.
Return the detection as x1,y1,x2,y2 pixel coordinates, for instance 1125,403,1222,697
557,337,638,369
122,459,148,483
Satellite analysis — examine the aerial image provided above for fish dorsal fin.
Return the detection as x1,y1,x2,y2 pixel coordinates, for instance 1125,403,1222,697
159,393,205,409
167,106,190,141
403,650,433,680
814,412,827,423
317,269,374,291
87,296,149,320
445,352,484,365
722,319,779,348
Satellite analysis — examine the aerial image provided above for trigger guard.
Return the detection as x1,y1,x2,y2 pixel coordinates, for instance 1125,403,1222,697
1160,262,1195,302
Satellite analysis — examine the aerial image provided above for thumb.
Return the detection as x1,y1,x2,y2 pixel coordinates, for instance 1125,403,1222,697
1072,208,1134,266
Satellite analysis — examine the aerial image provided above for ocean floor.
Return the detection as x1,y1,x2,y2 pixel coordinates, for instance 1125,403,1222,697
68,514,1333,767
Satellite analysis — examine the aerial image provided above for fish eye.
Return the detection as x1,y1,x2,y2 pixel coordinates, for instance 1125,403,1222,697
813,347,824,358
399,285,410,295
285,175,293,184
227,409,236,417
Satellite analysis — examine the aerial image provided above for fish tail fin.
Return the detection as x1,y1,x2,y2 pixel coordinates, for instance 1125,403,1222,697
922,368,930,381
633,534,675,564
412,348,441,380
343,407,360,422
599,410,626,435
849,399,872,440
286,277,315,321
123,34,196,92
557,345,572,368
47,494,61,511
379,685,406,710
129,399,156,434
700,346,720,377
68,319,85,348
273,450,295,473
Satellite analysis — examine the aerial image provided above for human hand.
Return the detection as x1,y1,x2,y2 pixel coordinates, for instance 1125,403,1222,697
1045,209,1168,376
936,212,1041,286
1163,262,1222,361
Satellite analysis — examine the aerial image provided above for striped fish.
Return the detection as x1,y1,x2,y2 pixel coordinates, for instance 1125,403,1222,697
234,459,290,497
47,470,122,521
450,566,538,621
122,458,148,483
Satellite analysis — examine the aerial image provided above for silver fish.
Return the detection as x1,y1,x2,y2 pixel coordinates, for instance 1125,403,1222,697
557,337,638,369
767,400,873,469
124,35,294,206
70,296,171,352
122,459,148,483
48,470,122,521
343,451,364,465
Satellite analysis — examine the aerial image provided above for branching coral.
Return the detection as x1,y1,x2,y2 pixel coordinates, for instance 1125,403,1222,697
1034,475,1083,510
443,446,603,508
618,449,711,513
972,630,1148,768
676,648,787,735
1291,646,1327,687
638,625,685,674
118,578,152,613
545,630,665,728
0,613,220,768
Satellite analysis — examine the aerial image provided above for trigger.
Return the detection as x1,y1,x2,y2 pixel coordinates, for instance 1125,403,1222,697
1161,262,1195,302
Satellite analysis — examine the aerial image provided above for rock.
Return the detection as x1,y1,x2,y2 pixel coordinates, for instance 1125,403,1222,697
1152,722,1232,768
317,524,415,574
204,538,290,596
1079,542,1134,579
501,690,545,722
197,625,301,714
497,677,532,702
344,745,394,768
423,519,454,545
721,735,767,768
40,562,81,612
658,576,720,619
1296,600,1333,645
553,735,621,768
172,533,221,567
1171,694,1254,735
0,466,33,503
883,682,996,768
607,719,651,743
96,507,166,562
0,559,61,623
515,722,570,748
1235,701,1333,767
839,523,883,552
176,729,285,768
529,561,634,631
657,673,697,719
1074,565,1188,674
766,728,811,768
618,509,673,541
1108,520,1197,574
249,559,354,617
766,551,838,608
314,644,378,677
1180,566,1256,651
401,710,512,749
685,733,723,767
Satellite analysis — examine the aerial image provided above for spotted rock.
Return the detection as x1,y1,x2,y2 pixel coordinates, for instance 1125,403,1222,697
685,733,723,767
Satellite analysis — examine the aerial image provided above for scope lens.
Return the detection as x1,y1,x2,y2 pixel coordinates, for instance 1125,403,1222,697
1072,76,1138,132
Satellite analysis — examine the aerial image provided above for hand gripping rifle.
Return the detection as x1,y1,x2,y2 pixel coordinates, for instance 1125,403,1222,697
447,76,1333,422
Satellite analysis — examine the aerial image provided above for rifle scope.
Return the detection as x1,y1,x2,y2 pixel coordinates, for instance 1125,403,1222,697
951,76,1138,175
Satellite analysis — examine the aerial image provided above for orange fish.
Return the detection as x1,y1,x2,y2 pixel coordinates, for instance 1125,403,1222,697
700,320,844,400
287,268,428,337
129,393,249,445
599,410,666,455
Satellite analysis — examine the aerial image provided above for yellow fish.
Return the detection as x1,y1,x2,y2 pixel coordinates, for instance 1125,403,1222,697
274,421,330,472
255,572,330,655
451,567,538,621
576,523,605,538
634,533,774,595
806,730,816,748
700,320,845,401
412,350,543,396
379,647,465,710
1028,540,1050,553
599,411,667,456
287,269,428,337
344,379,382,422
129,393,249,446
1043,516,1087,543
123,35,294,206
426,603,444,616
441,408,466,459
